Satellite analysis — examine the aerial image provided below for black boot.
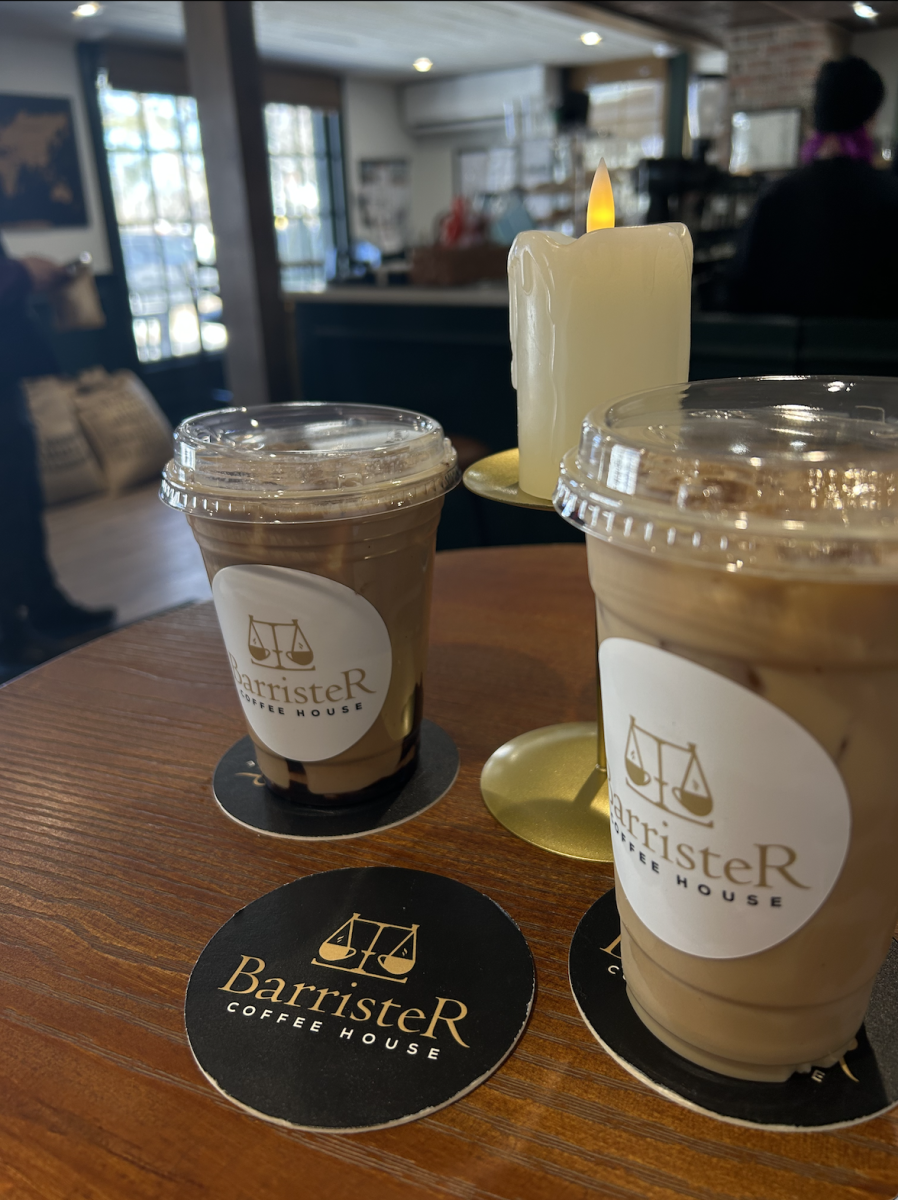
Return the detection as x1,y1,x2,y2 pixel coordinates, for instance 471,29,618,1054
26,588,116,639
0,609,53,672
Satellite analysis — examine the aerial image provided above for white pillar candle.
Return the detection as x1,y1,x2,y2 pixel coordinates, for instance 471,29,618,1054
509,163,693,499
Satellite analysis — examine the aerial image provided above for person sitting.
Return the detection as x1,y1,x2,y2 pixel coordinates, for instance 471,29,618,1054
725,56,898,317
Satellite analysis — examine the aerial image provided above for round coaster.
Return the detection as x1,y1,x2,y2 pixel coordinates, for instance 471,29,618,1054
569,889,898,1131
211,719,459,839
185,867,535,1132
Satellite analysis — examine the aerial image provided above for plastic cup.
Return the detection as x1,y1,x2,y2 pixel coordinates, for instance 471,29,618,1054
555,377,898,1080
162,402,458,807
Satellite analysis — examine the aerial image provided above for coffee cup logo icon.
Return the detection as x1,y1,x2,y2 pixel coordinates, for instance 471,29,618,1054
625,715,714,827
313,913,419,984
247,615,314,670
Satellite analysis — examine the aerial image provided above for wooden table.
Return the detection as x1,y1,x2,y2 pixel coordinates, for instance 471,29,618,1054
1,545,895,1200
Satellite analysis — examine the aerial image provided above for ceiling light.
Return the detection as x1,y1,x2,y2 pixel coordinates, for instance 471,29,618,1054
72,1,103,15
413,57,433,73
653,42,675,57
852,1,879,17
580,31,602,46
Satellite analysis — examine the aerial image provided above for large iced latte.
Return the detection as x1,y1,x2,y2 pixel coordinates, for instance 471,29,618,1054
555,377,898,1081
162,403,457,806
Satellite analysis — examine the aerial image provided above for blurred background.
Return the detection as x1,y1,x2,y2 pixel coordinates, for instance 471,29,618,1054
1,0,897,674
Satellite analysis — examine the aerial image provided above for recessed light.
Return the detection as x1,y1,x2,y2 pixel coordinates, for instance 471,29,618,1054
413,57,433,73
853,1,878,16
72,1,103,16
580,31,602,46
653,42,674,57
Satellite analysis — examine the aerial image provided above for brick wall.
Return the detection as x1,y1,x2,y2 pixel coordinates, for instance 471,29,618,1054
726,22,847,123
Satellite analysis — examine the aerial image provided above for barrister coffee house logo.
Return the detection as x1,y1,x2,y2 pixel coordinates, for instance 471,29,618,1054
247,614,314,669
184,869,535,1131
212,565,392,762
219,914,465,1051
313,912,418,983
599,639,852,960
624,716,714,826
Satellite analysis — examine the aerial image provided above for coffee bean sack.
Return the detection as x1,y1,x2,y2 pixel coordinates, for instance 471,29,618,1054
24,375,105,506
73,368,173,493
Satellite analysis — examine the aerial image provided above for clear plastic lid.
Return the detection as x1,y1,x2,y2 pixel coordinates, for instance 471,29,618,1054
161,402,459,523
554,377,898,577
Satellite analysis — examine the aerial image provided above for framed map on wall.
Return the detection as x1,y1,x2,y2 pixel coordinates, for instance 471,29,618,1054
0,94,87,228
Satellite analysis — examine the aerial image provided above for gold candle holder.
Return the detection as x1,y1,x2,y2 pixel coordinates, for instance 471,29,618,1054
464,449,612,862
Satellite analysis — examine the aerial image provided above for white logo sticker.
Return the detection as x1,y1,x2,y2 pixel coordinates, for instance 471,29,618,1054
599,639,851,959
213,565,392,762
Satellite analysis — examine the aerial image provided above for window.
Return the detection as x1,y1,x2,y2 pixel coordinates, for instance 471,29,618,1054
587,80,665,168
99,85,342,362
99,86,225,363
586,80,665,225
265,104,335,293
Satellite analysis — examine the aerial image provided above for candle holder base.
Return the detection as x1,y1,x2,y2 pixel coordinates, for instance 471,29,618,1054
463,448,554,510
464,447,612,863
480,722,613,862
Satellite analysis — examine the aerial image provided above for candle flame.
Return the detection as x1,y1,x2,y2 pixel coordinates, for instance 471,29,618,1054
586,159,615,231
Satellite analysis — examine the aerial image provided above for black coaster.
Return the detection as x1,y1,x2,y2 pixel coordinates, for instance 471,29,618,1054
185,867,535,1132
212,719,459,840
569,889,898,1131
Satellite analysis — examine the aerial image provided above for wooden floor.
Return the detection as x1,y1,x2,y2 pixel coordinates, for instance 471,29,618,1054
44,483,212,627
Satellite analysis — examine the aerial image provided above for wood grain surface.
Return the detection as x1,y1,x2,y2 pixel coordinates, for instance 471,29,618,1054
0,544,896,1200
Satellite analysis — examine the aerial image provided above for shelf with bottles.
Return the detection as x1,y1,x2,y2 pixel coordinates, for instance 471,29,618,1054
459,130,651,240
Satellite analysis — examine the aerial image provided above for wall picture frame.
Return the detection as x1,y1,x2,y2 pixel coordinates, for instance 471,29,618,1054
0,93,87,228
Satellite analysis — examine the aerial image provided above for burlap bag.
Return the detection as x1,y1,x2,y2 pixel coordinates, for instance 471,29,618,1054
23,375,105,506
73,368,173,493
50,265,106,332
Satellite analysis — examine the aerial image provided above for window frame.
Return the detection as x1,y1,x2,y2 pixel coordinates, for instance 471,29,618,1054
86,49,349,366
100,85,224,364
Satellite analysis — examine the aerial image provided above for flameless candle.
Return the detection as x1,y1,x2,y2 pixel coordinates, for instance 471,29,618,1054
508,161,693,499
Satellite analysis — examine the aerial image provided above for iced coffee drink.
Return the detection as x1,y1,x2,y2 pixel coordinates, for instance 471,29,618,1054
162,403,457,806
555,377,898,1081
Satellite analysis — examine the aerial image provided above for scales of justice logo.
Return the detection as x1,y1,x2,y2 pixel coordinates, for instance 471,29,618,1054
624,715,714,827
312,913,419,984
247,614,314,671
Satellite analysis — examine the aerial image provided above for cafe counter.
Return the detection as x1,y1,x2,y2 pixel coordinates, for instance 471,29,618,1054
286,284,516,457
287,284,576,550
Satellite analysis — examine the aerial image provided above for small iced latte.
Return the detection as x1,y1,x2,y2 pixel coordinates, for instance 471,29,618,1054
556,377,898,1080
162,403,457,807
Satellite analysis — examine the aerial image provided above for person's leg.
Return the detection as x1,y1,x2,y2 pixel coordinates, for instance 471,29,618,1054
0,383,113,653
0,382,52,654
